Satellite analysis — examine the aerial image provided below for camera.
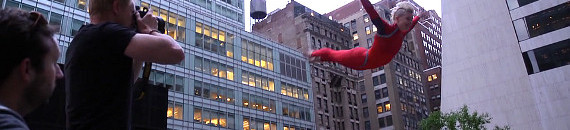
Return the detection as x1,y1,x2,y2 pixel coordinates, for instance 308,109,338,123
134,6,166,34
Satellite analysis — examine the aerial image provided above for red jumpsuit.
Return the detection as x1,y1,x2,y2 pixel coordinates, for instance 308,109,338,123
310,0,420,70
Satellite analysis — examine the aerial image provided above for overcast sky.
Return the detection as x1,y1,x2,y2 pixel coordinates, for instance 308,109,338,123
244,0,441,31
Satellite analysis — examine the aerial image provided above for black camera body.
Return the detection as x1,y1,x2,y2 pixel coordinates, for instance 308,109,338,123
135,6,166,34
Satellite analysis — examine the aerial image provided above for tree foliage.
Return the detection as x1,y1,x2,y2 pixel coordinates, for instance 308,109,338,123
420,105,510,130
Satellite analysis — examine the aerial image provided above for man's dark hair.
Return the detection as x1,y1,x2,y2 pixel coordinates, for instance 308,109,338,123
0,8,56,84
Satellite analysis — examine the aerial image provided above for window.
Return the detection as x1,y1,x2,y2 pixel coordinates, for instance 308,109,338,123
379,74,386,84
353,33,359,40
71,19,84,36
361,94,367,103
76,0,87,10
377,103,383,113
523,38,570,74
167,101,183,120
525,3,570,38
364,121,371,130
374,90,381,99
367,38,373,48
372,76,379,86
386,115,393,126
372,25,377,32
194,108,202,122
385,102,391,111
379,117,386,128
363,14,370,23
195,22,234,58
194,80,234,104
363,107,369,118
194,56,234,81
382,88,388,98
365,26,371,35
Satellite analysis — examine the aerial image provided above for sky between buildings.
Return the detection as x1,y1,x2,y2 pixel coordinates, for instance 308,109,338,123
244,0,442,31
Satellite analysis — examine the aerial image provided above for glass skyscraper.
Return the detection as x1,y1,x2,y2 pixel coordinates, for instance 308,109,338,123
1,0,315,129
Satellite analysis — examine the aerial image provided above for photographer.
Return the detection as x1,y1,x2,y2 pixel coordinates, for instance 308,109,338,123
64,0,184,129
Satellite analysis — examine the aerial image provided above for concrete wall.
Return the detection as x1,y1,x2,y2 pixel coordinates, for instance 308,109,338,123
440,0,542,129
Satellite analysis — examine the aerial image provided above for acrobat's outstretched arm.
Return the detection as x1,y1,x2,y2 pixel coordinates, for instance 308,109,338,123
360,0,390,33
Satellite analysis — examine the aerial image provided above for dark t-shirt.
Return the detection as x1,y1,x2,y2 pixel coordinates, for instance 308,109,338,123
0,104,29,130
64,22,136,129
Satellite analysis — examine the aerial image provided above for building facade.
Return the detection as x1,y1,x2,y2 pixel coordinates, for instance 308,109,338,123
442,0,569,129
252,1,362,130
409,9,442,113
326,0,430,130
423,66,441,112
1,0,316,129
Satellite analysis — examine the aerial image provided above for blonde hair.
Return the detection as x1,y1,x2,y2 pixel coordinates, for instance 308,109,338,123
390,1,416,21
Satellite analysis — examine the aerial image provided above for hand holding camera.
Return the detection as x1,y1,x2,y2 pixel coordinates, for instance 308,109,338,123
134,6,165,34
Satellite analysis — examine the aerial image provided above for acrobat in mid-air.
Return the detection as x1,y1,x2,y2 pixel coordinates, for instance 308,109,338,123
308,0,428,70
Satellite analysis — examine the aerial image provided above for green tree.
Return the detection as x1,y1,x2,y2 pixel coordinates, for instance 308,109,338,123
420,105,510,130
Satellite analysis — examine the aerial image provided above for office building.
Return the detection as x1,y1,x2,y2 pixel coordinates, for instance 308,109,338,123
2,0,315,129
442,0,570,129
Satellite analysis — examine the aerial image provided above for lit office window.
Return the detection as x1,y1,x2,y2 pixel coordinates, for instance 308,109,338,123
377,104,383,113
194,56,234,80
385,102,391,111
365,26,371,35
281,82,309,100
77,0,87,10
167,101,183,120
353,33,359,40
193,107,234,128
526,3,570,38
241,39,273,70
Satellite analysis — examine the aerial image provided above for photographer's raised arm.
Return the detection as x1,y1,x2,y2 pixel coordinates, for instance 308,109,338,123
125,32,184,64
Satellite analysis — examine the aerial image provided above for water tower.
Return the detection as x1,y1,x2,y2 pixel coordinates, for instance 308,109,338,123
250,0,267,20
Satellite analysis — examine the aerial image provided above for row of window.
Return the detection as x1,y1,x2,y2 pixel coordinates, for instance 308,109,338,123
4,1,82,37
395,63,422,82
146,70,185,93
427,74,438,81
214,4,243,22
398,88,427,105
142,2,187,42
243,117,276,130
193,80,235,104
514,2,570,41
280,82,310,100
395,76,424,94
395,53,423,74
372,74,387,86
308,23,348,45
507,0,538,10
195,22,235,58
282,102,311,121
241,70,275,92
283,124,311,130
242,92,276,113
374,87,389,100
376,102,391,114
193,107,236,128
522,38,570,74
194,56,235,81
167,101,183,120
279,53,307,82
378,115,393,128
219,0,243,9
241,39,274,71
